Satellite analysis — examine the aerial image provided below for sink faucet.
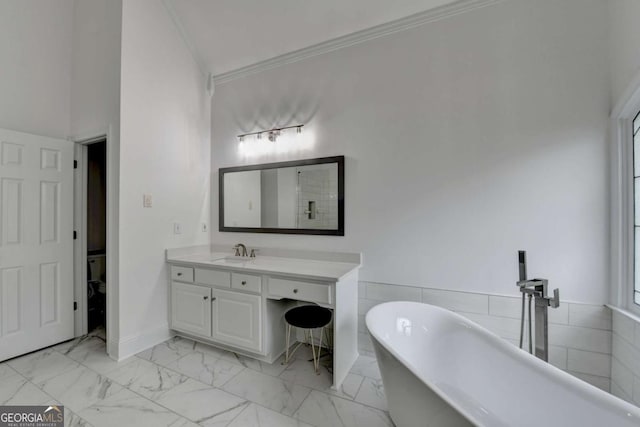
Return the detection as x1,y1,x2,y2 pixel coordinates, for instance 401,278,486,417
234,243,248,257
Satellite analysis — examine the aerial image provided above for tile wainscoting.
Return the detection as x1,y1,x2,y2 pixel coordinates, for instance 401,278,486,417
357,281,613,392
610,308,640,405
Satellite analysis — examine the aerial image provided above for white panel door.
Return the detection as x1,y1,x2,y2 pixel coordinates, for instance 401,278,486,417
211,289,262,353
0,128,73,361
171,282,211,337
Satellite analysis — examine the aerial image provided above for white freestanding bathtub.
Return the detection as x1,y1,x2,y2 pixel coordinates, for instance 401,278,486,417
366,301,640,427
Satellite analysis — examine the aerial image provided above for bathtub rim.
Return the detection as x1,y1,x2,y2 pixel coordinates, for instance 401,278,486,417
365,301,640,426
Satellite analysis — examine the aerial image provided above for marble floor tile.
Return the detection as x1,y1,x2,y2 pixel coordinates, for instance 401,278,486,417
0,363,17,380
294,390,393,427
8,348,81,386
152,378,249,426
219,351,289,377
53,337,87,354
166,351,244,387
65,340,135,375
279,358,333,391
43,402,94,427
89,327,106,340
349,355,382,380
40,364,123,412
193,342,229,358
56,336,105,358
44,401,87,427
136,337,196,366
104,358,189,400
222,369,312,416
227,403,314,427
65,412,92,427
354,377,387,411
0,373,52,405
167,417,201,427
62,406,93,427
327,373,364,401
77,387,181,427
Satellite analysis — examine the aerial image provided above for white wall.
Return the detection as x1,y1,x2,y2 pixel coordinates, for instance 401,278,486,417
70,0,122,139
119,0,210,355
608,0,640,108
212,0,610,304
0,0,73,138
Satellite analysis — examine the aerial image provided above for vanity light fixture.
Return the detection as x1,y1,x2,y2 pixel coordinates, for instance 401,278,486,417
237,124,304,143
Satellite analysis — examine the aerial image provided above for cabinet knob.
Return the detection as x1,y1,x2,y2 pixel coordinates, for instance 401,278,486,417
212,297,216,301
203,296,208,300
241,281,247,285
293,289,298,294
177,272,182,276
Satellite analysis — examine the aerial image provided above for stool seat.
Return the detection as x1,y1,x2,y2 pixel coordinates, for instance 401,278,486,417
285,305,332,329
282,305,332,374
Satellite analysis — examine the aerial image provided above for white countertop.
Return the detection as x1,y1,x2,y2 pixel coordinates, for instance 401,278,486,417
167,252,360,281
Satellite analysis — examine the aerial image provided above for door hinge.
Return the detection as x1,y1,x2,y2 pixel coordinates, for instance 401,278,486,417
74,160,78,169
74,302,77,311
73,230,77,240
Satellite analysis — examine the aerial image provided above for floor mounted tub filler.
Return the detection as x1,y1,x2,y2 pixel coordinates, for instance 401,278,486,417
366,301,640,427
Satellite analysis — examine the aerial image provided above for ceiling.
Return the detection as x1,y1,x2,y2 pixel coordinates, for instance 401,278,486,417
166,0,460,76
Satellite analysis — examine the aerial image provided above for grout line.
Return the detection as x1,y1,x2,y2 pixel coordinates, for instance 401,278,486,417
352,374,365,402
612,329,640,347
611,354,638,377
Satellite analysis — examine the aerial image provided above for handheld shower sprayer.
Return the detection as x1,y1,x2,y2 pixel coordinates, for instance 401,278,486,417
516,250,560,362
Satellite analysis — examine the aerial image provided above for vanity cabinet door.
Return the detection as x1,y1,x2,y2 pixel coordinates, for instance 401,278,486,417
171,282,212,337
211,289,262,353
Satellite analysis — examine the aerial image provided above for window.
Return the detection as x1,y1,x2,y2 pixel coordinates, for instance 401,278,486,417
613,77,640,314
634,110,640,305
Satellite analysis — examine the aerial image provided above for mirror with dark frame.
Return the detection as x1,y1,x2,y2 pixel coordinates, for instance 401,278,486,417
219,156,344,236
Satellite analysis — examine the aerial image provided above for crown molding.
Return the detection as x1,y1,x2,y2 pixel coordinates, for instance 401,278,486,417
214,0,504,85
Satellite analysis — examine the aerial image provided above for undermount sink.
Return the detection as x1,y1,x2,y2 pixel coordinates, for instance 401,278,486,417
223,255,253,263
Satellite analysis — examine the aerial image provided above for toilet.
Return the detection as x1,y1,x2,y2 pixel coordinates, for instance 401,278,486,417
87,254,106,330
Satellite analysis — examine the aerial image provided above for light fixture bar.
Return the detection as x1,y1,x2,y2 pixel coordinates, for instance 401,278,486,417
237,124,304,140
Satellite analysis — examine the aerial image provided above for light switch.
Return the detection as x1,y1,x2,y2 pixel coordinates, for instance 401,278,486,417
143,194,152,208
173,222,182,234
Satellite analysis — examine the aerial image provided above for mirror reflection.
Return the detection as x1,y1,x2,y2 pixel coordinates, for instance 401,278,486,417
220,156,344,235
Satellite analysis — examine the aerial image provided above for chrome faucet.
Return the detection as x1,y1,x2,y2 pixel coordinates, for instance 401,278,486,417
234,243,248,257
516,251,560,362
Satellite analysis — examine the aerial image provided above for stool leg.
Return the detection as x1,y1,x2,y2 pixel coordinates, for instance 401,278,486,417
284,323,291,364
318,326,325,361
309,329,319,374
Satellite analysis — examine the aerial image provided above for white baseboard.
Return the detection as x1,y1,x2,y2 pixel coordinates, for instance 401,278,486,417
114,324,173,361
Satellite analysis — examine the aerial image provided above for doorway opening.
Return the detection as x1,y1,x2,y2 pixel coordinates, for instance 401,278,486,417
86,140,107,335
74,136,108,345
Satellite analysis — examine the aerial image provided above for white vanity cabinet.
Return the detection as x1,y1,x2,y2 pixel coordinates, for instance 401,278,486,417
166,252,360,389
171,281,211,337
170,266,264,353
211,288,262,352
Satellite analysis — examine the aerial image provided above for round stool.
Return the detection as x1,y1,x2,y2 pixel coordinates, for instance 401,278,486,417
283,305,332,374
